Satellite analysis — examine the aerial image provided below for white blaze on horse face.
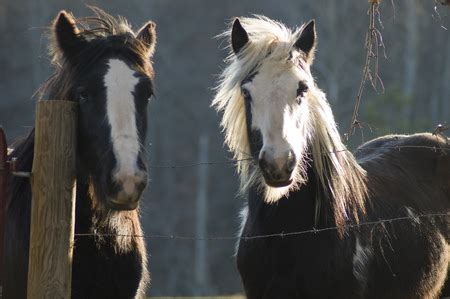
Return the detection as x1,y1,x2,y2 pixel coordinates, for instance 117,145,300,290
244,60,312,173
104,59,140,195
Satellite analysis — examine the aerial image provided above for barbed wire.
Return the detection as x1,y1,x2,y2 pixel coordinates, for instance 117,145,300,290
3,143,449,175
73,212,448,241
147,158,251,169
146,143,450,169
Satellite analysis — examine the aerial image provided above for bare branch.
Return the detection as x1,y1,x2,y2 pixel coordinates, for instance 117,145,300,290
348,1,387,138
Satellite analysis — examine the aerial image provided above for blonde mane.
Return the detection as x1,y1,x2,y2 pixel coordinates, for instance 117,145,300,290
213,16,368,229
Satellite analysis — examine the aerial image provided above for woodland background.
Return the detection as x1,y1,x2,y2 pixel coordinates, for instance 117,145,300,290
0,0,449,296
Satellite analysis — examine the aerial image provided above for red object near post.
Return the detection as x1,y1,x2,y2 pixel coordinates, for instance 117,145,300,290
0,127,8,290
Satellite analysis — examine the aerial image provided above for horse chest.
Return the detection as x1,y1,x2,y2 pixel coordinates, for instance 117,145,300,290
72,237,143,298
71,186,146,298
237,234,357,298
239,198,357,297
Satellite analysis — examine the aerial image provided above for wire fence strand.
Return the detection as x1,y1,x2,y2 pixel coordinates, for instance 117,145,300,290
145,143,450,169
74,212,448,241
5,143,449,176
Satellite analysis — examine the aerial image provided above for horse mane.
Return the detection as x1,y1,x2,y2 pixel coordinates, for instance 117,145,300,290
307,88,368,230
213,16,368,231
38,6,153,102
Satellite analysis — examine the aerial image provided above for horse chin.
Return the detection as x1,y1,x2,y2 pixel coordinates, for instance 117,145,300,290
265,178,293,188
105,198,139,211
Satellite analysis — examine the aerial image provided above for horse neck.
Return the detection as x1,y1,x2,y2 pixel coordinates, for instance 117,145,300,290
8,126,143,255
247,159,328,233
248,149,365,235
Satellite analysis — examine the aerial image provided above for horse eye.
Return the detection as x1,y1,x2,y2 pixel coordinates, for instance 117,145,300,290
77,89,89,102
297,82,308,99
242,88,250,99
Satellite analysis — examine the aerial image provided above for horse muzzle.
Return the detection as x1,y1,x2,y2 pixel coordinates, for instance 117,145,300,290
106,172,147,210
259,149,296,187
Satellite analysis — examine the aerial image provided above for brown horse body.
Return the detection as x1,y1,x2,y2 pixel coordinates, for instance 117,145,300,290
354,133,449,298
214,16,450,298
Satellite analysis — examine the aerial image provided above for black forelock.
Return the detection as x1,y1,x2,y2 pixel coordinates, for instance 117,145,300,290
40,7,153,103
40,37,151,103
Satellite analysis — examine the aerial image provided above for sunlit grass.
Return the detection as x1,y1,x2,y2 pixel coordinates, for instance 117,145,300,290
150,295,244,299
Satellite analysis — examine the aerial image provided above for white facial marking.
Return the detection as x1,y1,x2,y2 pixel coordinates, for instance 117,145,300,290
244,59,311,201
353,236,372,288
104,59,140,194
249,61,311,155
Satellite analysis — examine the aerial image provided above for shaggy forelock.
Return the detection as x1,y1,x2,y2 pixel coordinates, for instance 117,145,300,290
49,7,135,66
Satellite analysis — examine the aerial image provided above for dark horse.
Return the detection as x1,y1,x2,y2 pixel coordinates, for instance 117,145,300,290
214,16,449,298
4,8,156,298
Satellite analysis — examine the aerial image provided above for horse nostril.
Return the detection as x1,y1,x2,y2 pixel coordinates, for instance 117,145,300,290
286,153,296,173
259,158,269,173
286,163,294,174
109,178,122,195
136,180,147,194
259,156,278,181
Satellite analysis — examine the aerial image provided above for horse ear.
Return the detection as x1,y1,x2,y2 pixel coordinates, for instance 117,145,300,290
53,11,85,59
294,20,316,63
231,18,249,55
136,21,157,57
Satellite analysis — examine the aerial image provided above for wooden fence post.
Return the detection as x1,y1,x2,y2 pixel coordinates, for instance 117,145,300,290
27,100,77,299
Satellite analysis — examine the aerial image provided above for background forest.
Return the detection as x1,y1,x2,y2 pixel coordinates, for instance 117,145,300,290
0,0,449,296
